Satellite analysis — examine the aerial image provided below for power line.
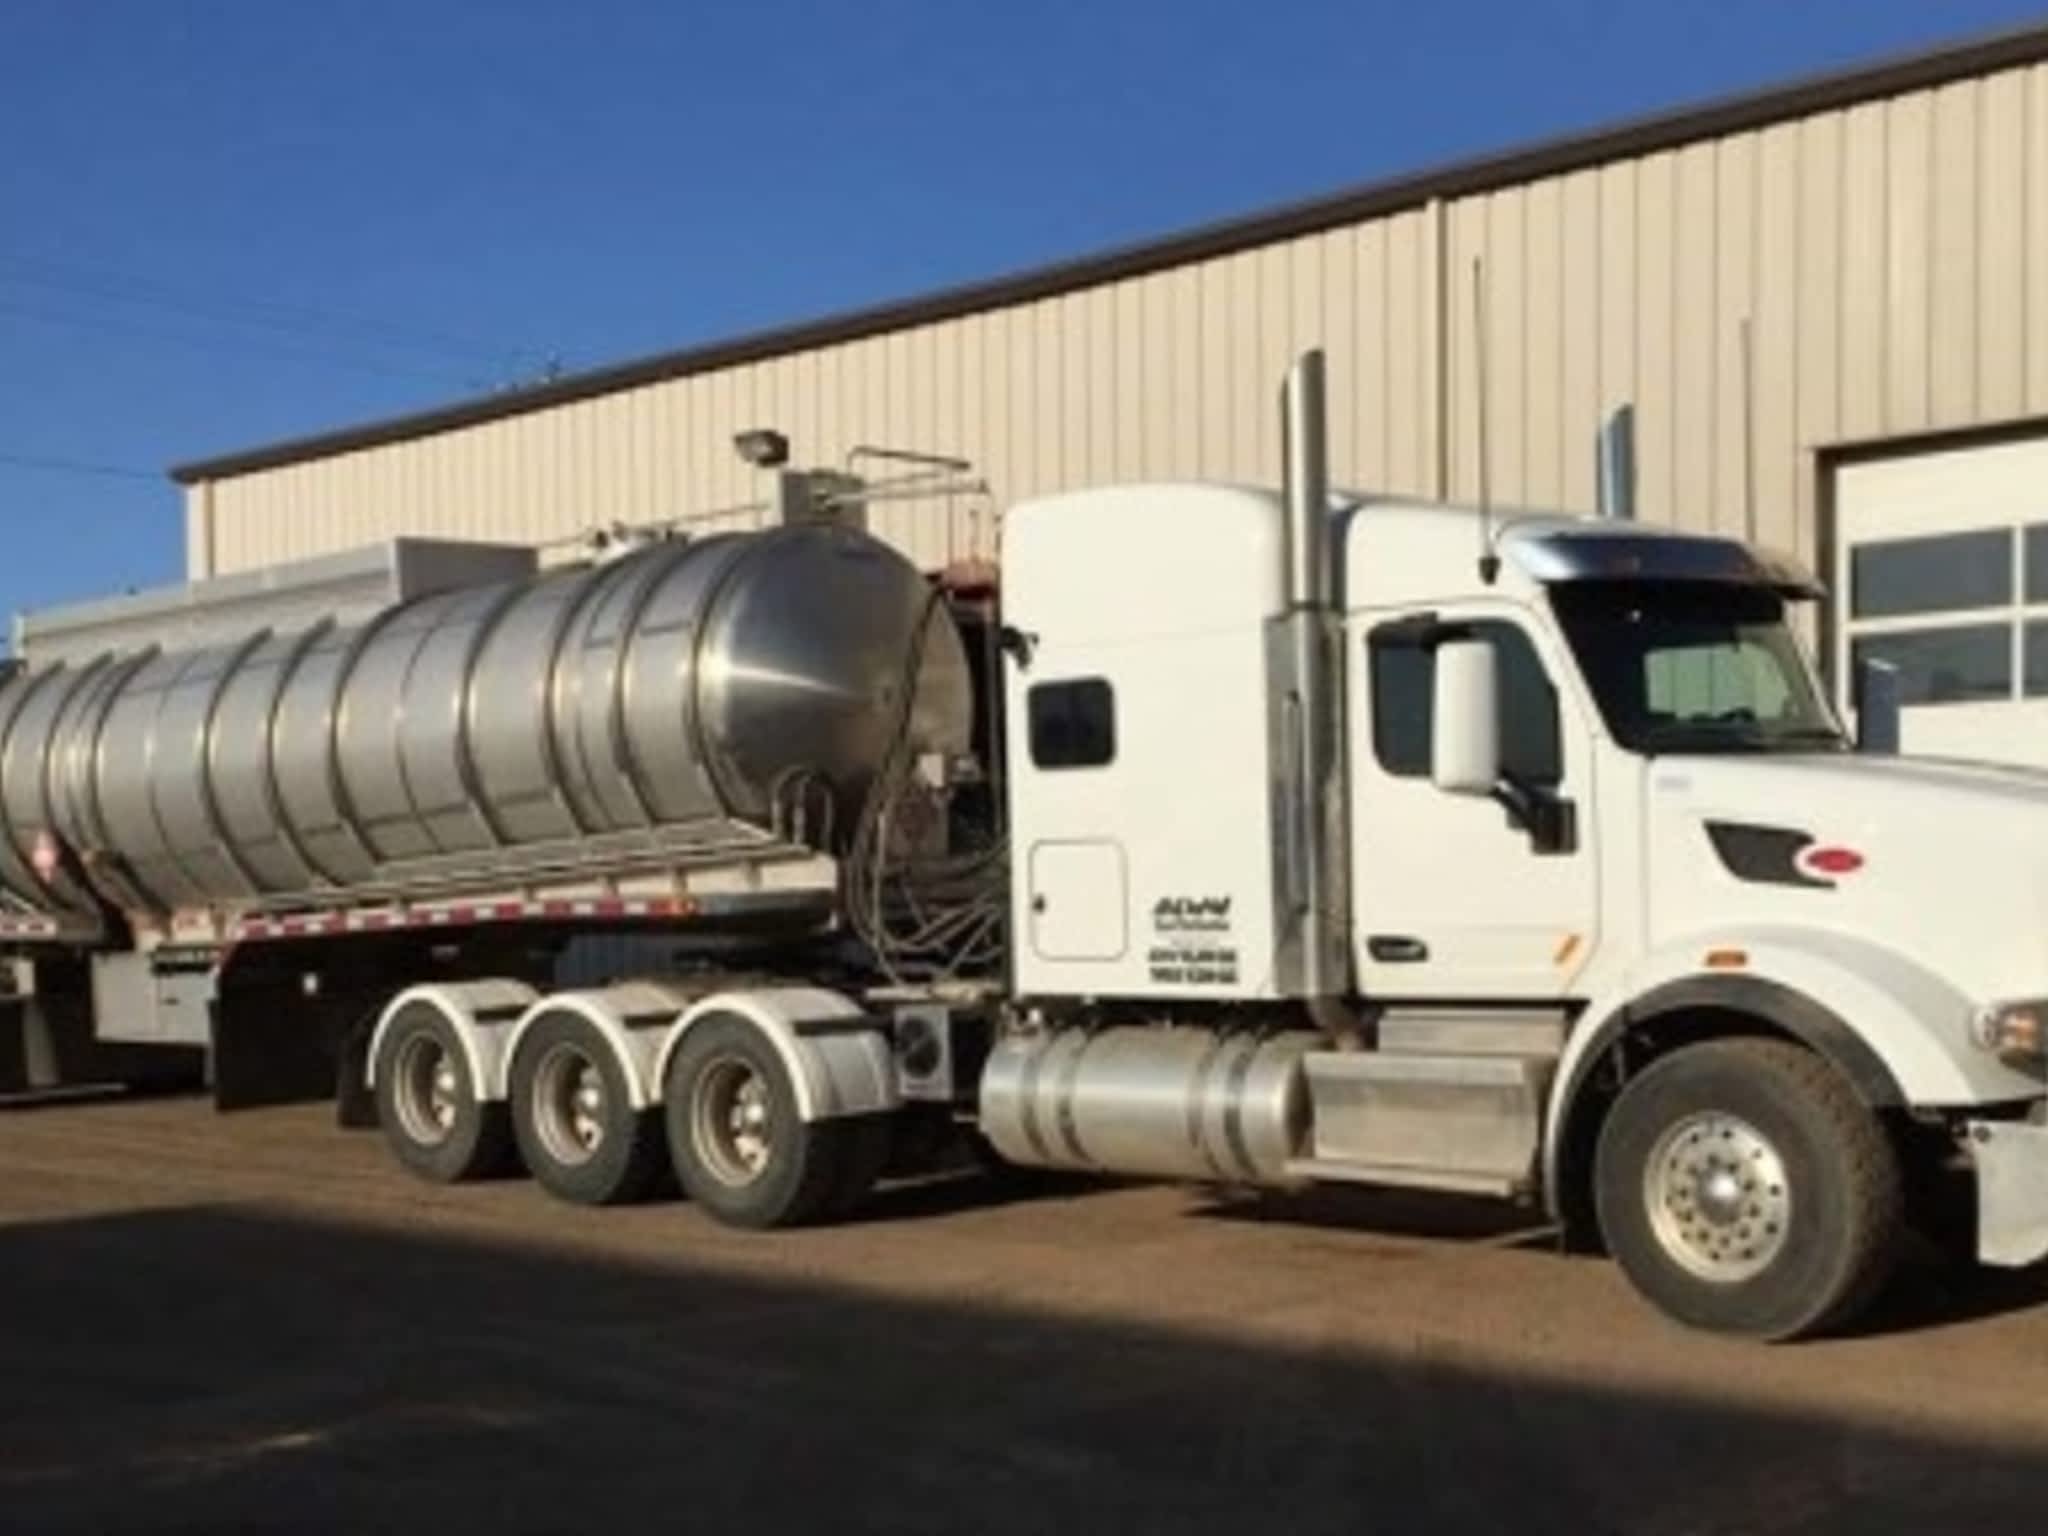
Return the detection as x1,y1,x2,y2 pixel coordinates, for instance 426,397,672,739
0,253,539,370
0,449,160,483
0,296,490,389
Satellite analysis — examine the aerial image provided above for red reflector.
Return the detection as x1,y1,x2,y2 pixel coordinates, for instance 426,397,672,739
1803,846,1864,876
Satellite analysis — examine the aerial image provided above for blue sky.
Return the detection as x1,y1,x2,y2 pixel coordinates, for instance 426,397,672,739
4,0,2045,620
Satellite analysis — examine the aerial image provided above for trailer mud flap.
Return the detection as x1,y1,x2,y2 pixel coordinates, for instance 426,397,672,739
1970,1117,2048,1268
335,1019,377,1128
209,994,359,1112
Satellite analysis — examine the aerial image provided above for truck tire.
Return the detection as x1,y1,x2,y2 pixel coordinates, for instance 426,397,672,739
509,1010,666,1206
662,1012,850,1229
373,1001,511,1184
1594,1037,1903,1340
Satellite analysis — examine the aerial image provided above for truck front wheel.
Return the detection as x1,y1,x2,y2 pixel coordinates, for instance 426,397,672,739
662,1013,882,1228
372,1002,511,1184
1594,1037,1903,1340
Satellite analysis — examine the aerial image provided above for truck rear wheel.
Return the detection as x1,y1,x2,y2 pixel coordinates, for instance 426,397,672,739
373,1002,510,1183
663,1013,867,1229
1594,1037,1903,1340
509,1011,666,1206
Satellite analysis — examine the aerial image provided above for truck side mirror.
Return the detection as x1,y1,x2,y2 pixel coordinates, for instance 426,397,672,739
1431,638,1501,796
1854,656,1901,755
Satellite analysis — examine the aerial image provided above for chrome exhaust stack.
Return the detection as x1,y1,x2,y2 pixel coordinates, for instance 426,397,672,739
1595,404,1636,521
1282,352,1332,608
1275,351,1354,1030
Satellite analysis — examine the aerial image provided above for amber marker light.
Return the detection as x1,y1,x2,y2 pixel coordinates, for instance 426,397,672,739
1972,1002,2048,1066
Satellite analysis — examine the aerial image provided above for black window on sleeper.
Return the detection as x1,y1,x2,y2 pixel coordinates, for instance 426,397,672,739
1028,678,1116,769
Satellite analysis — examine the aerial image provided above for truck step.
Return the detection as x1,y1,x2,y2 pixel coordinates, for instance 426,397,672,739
1301,1050,1553,1190
1375,1008,1569,1059
1280,1157,1523,1199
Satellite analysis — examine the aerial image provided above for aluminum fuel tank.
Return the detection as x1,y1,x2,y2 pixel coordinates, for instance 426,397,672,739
0,523,971,918
978,1027,1319,1185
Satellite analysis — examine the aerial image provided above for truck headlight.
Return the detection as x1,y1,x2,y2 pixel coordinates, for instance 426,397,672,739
1971,1001,2048,1068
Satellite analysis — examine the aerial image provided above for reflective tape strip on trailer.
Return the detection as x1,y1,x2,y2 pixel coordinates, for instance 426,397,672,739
232,896,696,943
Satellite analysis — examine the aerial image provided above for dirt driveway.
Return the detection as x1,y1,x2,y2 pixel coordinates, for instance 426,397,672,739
0,1093,2043,1533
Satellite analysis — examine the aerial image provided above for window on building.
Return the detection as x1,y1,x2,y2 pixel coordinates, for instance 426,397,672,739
1368,621,1562,786
1850,529,2012,619
1851,626,2011,706
1840,523,2048,710
1028,678,1116,769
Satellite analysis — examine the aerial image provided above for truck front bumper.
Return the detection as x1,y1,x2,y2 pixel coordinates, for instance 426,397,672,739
1969,1108,2048,1267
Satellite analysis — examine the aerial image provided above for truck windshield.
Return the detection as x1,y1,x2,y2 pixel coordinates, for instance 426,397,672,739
1549,581,1845,755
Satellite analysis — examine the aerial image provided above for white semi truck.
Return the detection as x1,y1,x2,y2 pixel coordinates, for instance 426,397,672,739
1,352,2043,1339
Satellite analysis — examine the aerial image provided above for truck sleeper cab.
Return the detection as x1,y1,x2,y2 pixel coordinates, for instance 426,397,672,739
985,355,2048,1340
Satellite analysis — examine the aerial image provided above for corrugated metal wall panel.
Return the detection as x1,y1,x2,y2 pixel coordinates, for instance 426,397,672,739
1885,90,1934,433
1556,170,1600,515
1709,132,1753,540
1670,141,1717,534
1930,79,1981,426
1384,207,1432,498
1754,123,1801,549
1838,101,1888,443
2025,65,2048,414
1633,151,1678,525
192,62,2048,586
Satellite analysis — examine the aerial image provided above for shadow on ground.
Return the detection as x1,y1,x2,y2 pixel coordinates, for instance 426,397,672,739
0,1200,2041,1534
1190,1180,2048,1334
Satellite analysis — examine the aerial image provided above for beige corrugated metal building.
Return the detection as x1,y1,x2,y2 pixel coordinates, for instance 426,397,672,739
172,23,2048,764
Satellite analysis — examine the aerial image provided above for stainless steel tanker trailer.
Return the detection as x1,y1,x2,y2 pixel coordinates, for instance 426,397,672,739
7,354,2047,1340
0,484,997,1217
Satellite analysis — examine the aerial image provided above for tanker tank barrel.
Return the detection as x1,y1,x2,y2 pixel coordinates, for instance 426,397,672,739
0,524,974,930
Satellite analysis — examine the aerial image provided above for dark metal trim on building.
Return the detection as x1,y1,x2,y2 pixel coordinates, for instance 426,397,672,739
170,20,2048,487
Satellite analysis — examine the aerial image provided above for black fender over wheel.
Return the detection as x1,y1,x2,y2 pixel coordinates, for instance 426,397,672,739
372,1001,512,1184
662,1011,888,1229
1595,1037,1904,1340
509,1009,668,1206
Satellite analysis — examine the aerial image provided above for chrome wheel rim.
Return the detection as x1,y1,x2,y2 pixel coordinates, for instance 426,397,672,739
691,1055,774,1187
394,1033,460,1148
533,1043,608,1167
1644,1111,1792,1283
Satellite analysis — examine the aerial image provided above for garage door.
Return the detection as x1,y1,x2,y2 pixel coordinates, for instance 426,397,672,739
1834,434,2048,767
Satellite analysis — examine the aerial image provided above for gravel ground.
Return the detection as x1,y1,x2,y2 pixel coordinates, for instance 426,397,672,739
0,1091,2044,1533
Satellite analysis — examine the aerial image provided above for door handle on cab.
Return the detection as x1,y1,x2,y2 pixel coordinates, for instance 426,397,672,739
1367,935,1429,963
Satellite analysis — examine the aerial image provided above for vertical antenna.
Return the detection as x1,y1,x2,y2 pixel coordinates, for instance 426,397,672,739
1471,257,1498,584
1739,315,1757,545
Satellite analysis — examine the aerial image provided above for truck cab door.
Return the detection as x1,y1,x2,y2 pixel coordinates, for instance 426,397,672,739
1347,608,1599,998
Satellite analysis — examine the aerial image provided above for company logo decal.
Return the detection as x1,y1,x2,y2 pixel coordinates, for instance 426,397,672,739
1704,821,1863,890
1149,894,1239,985
1152,894,1232,932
